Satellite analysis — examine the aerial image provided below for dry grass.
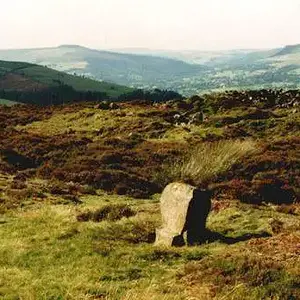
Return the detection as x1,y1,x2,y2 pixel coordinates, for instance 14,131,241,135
173,140,258,187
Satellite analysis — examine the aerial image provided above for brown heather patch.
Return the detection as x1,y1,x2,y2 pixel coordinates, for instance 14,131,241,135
246,232,300,261
177,233,300,299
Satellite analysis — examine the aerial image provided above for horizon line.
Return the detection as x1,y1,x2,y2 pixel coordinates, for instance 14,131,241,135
1,42,300,52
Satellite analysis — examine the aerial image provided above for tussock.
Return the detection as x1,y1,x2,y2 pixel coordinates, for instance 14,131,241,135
173,140,258,186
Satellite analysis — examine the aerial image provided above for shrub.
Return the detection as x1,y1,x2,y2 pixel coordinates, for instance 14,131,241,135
77,204,136,222
214,178,297,205
10,179,27,190
178,253,300,299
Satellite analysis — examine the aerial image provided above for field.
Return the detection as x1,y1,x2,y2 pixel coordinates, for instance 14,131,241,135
0,90,299,299
1,193,299,300
0,99,17,106
0,60,133,103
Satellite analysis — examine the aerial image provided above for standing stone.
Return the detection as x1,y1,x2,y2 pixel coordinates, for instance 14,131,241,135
155,182,211,247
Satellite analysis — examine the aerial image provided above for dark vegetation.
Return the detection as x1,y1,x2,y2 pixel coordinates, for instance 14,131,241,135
77,204,136,222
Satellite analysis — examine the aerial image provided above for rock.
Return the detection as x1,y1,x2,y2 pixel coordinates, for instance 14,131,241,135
155,182,212,246
94,101,109,110
173,112,189,125
109,102,120,110
94,102,120,110
188,112,204,125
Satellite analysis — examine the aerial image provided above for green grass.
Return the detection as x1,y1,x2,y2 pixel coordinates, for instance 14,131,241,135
0,99,18,106
0,192,299,300
15,65,133,96
0,60,133,98
17,107,147,139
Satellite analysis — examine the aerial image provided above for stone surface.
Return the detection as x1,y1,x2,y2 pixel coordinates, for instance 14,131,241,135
94,101,109,110
155,182,211,246
109,102,120,110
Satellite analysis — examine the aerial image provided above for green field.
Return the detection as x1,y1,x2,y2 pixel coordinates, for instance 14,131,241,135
0,192,299,300
0,60,133,99
0,99,18,106
14,65,133,97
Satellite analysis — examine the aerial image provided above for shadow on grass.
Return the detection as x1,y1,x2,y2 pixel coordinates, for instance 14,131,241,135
199,229,271,245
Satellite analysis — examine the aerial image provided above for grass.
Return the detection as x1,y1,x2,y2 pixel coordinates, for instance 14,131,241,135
15,65,132,96
18,107,144,139
0,99,18,106
0,60,133,99
0,89,299,298
165,140,258,187
0,193,299,299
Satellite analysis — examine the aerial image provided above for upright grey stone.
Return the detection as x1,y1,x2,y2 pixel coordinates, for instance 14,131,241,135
155,182,211,246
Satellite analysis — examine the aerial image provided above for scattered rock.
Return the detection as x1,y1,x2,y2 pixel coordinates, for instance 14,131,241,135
155,182,212,246
209,89,300,110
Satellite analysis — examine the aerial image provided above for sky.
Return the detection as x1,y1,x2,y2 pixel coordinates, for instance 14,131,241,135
1,0,300,51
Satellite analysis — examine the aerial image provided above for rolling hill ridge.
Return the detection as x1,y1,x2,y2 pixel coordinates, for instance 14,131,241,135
1,44,300,95
0,45,204,90
0,60,133,105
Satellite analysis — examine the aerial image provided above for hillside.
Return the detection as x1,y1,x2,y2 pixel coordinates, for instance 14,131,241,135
0,45,204,90
2,44,300,96
274,44,300,57
0,89,299,299
176,46,300,95
0,98,18,106
0,60,133,105
111,45,300,95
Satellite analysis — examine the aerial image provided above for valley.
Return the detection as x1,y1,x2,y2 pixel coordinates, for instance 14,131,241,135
1,44,300,95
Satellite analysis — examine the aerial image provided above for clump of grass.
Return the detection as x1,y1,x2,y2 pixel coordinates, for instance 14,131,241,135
170,140,257,187
77,204,136,222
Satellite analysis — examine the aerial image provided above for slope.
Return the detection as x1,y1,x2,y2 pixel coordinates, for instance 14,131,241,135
0,89,299,299
2,44,300,95
0,60,134,105
0,98,18,106
0,45,206,89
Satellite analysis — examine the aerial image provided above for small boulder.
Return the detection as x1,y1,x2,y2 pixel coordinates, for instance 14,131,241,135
109,102,120,110
188,112,204,125
94,101,109,110
155,182,212,246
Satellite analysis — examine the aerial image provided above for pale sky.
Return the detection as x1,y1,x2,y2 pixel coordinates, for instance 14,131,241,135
1,0,300,50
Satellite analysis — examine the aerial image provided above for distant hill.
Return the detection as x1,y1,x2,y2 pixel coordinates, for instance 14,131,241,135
273,44,300,57
0,45,205,90
1,44,300,95
0,98,18,106
0,60,133,105
132,45,300,94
